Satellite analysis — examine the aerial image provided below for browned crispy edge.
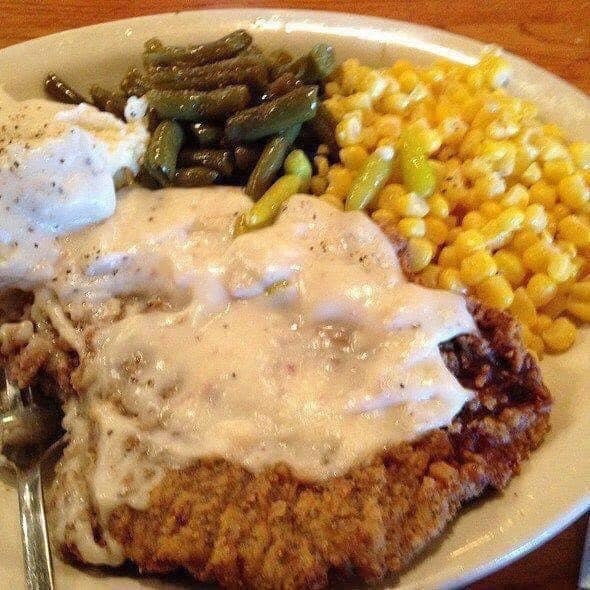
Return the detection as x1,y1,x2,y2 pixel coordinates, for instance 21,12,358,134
0,221,552,590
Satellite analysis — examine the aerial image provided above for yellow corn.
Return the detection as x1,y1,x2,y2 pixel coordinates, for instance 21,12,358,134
558,174,589,210
522,325,545,357
526,273,557,307
558,215,590,246
522,241,552,273
454,229,486,259
418,263,441,288
546,251,574,283
476,275,514,310
523,203,548,233
422,216,448,245
543,159,575,184
397,217,426,238
339,146,369,170
567,301,590,322
511,287,537,325
393,192,430,217
569,142,590,170
460,250,497,286
481,207,526,249
407,238,435,272
494,249,526,287
462,211,486,230
325,53,590,353
541,317,576,352
535,313,552,332
438,268,466,293
438,245,458,267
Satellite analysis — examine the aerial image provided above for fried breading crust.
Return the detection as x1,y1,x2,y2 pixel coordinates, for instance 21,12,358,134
0,223,551,589
104,304,551,589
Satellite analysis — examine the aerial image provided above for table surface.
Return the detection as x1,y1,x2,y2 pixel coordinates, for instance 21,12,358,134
0,1,588,588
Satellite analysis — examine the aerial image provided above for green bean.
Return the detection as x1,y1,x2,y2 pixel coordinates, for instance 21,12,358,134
144,37,165,53
152,65,268,92
44,73,85,104
242,174,303,230
148,54,265,86
284,149,312,192
345,146,395,211
304,43,336,82
173,166,219,187
120,67,151,98
234,145,263,172
225,86,318,143
268,50,293,79
147,107,161,132
146,86,250,121
144,120,184,186
189,123,222,147
143,29,252,67
308,102,339,159
260,71,302,102
177,149,234,176
281,44,335,84
135,166,161,190
90,86,127,120
398,130,436,197
113,167,135,190
245,125,301,199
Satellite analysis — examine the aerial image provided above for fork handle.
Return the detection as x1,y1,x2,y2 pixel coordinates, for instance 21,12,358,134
17,464,55,590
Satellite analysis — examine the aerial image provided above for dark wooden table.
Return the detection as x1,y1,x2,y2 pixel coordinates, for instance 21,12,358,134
0,1,588,587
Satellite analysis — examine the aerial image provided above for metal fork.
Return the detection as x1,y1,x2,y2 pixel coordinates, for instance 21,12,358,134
0,373,64,590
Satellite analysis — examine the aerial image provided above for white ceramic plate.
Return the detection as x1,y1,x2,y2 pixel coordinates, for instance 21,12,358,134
0,9,588,590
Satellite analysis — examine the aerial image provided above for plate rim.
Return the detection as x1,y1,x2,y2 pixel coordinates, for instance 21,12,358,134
0,8,588,590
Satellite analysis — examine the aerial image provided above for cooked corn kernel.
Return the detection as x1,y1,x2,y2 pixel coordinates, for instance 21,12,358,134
501,184,529,208
541,317,576,352
421,217,447,245
462,211,485,230
529,181,557,208
394,192,430,217
569,281,590,301
521,162,542,185
569,142,590,170
438,268,466,293
511,287,537,325
567,301,590,322
526,273,557,307
535,313,552,332
460,250,497,286
455,229,486,258
522,241,552,273
523,203,548,233
319,194,345,210
339,146,369,170
397,217,426,238
407,238,435,272
558,174,589,210
522,326,544,357
543,159,575,184
476,275,514,310
512,229,539,253
546,251,573,283
438,245,458,268
558,215,590,246
428,193,450,218
417,263,441,288
494,250,526,287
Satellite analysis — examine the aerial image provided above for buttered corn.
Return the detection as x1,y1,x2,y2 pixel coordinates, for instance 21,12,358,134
319,49,589,355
